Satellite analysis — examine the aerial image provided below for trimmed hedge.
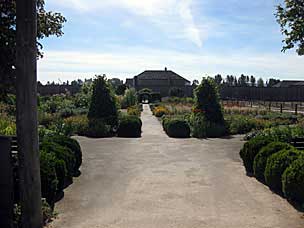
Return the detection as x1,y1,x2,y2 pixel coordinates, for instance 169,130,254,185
239,136,272,174
264,148,300,192
282,156,304,205
45,135,82,174
163,119,190,138
82,118,112,138
40,151,58,206
40,141,76,185
117,115,142,137
253,142,292,182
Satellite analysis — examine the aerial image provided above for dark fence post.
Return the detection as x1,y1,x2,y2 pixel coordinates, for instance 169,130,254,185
295,104,298,115
280,104,283,113
0,136,14,228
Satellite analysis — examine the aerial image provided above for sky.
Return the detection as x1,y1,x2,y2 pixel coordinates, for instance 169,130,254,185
38,0,304,84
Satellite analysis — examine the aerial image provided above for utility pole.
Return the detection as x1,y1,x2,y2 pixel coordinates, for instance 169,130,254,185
16,0,43,227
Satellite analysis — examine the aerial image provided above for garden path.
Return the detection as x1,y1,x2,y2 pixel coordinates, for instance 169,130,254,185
49,104,304,228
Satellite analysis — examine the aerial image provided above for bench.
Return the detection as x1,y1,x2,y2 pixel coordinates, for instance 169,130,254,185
291,137,304,150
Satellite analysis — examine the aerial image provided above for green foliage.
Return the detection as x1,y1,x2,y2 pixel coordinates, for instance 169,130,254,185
276,0,304,55
117,115,142,137
190,113,227,138
265,148,301,192
169,87,185,98
0,0,66,98
282,156,304,205
83,119,111,138
240,136,273,174
226,115,264,134
40,141,76,184
151,93,162,103
121,88,137,109
163,118,190,138
115,84,127,96
88,75,118,127
127,105,141,117
153,106,170,118
40,151,58,206
45,135,82,174
63,115,89,136
193,77,224,124
253,142,292,182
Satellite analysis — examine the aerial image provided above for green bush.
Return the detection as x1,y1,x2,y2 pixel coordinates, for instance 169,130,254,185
82,119,111,138
253,142,292,182
265,148,301,192
40,141,76,183
240,136,272,174
40,151,58,206
46,135,82,174
164,119,190,138
190,113,226,138
226,115,262,134
117,115,142,137
88,75,118,127
193,77,224,124
121,88,137,109
127,105,141,117
54,159,67,192
282,156,304,205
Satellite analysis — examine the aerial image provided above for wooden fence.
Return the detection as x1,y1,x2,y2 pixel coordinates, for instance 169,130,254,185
220,87,304,102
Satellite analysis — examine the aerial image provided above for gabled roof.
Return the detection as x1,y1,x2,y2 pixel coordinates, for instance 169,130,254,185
136,70,190,83
272,80,304,88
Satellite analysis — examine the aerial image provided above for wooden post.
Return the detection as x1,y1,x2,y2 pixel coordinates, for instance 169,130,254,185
295,104,298,115
16,1,43,228
280,103,283,113
0,136,14,228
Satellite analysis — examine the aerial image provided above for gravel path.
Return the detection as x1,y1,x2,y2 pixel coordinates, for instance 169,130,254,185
49,104,304,228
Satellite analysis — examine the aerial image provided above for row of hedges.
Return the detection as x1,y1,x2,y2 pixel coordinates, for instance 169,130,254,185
40,135,82,207
240,135,304,206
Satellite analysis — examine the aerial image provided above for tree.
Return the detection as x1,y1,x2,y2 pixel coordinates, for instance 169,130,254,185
214,74,223,85
192,80,199,86
238,74,248,87
257,78,265,87
88,75,118,127
250,76,256,87
115,84,127,95
267,78,280,87
276,0,304,55
0,0,66,99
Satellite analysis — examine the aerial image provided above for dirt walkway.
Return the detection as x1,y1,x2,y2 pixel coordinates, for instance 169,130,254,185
49,104,304,228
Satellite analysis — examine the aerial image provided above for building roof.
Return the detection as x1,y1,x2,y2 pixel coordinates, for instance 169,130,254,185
272,80,304,88
136,69,190,83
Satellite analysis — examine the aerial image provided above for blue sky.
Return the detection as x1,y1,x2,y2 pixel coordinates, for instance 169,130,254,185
38,0,304,83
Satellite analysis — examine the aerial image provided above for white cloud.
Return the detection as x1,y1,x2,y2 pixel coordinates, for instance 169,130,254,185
48,0,203,47
38,48,304,83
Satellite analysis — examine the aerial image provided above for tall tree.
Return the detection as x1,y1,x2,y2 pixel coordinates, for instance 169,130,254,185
257,78,265,87
267,78,280,87
214,74,223,85
276,0,304,55
0,0,66,99
250,76,256,87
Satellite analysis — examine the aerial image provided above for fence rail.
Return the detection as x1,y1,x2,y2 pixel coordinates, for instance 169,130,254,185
220,87,304,102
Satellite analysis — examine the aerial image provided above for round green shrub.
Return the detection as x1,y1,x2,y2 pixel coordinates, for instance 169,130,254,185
83,119,111,138
117,115,142,137
265,148,300,192
253,142,292,182
282,156,304,205
165,119,190,138
46,135,82,175
54,159,67,192
239,136,272,174
40,151,58,206
41,141,76,182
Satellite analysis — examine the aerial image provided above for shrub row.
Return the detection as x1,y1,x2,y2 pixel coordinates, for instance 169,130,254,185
240,136,304,206
40,135,82,206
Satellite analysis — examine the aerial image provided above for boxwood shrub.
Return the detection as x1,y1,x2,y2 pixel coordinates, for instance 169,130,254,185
253,142,292,182
282,156,304,205
45,135,82,175
40,141,76,184
40,151,58,206
81,118,112,138
164,119,190,138
264,148,300,192
239,136,272,174
117,115,142,137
